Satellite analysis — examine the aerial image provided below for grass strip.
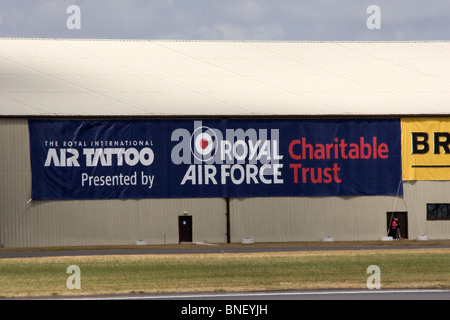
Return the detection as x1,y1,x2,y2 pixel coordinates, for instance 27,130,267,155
1,248,450,298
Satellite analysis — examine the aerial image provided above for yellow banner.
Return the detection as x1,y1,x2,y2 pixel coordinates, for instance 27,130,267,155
402,118,450,180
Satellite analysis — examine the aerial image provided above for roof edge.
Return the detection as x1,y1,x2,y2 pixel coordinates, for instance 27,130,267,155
3,114,450,120
1,37,450,44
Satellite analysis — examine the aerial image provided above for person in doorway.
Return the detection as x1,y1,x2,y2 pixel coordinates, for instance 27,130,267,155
391,218,398,239
394,218,402,240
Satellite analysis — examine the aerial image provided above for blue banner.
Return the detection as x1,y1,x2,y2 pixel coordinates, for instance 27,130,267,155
28,119,403,200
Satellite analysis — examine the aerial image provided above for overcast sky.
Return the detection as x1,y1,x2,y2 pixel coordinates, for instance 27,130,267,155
0,0,449,41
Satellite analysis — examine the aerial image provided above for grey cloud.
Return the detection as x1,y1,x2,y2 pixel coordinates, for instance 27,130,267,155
191,23,285,41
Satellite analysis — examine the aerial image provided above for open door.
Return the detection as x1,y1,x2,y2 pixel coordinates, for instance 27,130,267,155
386,212,408,239
178,215,193,243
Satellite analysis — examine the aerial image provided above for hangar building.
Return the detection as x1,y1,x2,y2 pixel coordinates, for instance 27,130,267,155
1,38,450,247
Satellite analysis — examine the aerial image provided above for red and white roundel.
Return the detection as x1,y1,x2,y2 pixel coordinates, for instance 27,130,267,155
195,132,213,154
190,126,217,162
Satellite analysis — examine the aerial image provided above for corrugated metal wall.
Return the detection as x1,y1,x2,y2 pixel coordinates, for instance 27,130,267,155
2,118,450,247
230,196,400,242
0,197,227,247
230,181,450,242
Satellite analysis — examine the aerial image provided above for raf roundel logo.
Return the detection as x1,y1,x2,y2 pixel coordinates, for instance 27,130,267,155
190,126,218,162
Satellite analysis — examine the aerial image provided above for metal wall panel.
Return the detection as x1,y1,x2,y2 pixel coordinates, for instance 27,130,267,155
229,182,450,242
229,196,401,242
401,181,450,240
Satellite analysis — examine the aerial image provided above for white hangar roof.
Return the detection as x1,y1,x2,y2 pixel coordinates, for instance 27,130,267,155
1,38,450,117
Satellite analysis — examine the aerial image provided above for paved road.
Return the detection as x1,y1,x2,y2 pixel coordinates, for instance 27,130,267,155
2,241,450,259
49,289,450,300
10,289,450,304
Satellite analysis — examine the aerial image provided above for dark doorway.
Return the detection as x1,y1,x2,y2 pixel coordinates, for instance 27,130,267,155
386,212,408,239
178,215,193,243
